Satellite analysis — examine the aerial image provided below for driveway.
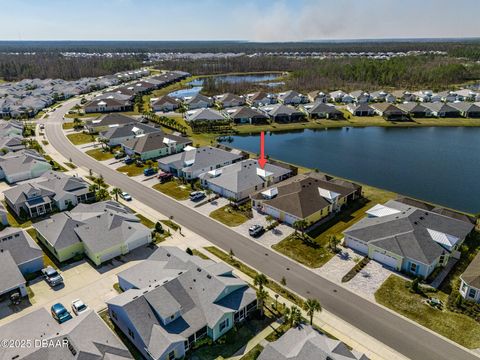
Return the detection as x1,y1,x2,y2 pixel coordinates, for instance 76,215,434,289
344,261,395,300
318,247,362,283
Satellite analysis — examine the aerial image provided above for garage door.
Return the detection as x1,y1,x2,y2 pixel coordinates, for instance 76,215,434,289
284,214,298,226
345,237,368,254
373,251,398,269
100,247,123,263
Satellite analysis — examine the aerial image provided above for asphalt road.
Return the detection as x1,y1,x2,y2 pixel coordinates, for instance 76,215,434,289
45,101,478,360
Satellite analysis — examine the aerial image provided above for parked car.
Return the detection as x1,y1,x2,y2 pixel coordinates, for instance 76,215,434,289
114,151,126,159
39,124,45,130
157,172,173,183
42,266,64,287
120,192,132,201
71,299,88,315
51,303,72,323
123,157,134,165
248,224,265,237
143,168,156,176
189,191,206,202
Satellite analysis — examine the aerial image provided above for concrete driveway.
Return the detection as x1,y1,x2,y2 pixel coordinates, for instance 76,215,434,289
318,247,362,282
344,261,396,300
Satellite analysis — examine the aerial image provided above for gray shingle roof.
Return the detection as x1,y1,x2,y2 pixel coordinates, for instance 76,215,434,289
0,251,26,295
122,131,191,154
258,325,369,360
344,200,474,265
0,227,43,267
0,149,50,178
185,108,224,122
461,253,480,289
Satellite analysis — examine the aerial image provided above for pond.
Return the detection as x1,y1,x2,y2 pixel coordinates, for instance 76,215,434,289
221,127,480,214
168,73,284,99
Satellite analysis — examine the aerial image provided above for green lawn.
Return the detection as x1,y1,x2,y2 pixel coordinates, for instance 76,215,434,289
64,162,77,169
210,205,249,227
62,122,76,130
85,148,114,161
153,181,191,200
240,344,264,360
160,219,181,231
192,249,210,260
135,213,155,228
44,155,67,172
116,163,147,177
66,132,95,145
375,275,480,349
2,201,32,228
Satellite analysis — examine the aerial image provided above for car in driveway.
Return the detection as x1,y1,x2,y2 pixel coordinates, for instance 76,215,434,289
120,192,132,201
189,191,206,202
143,167,156,176
71,299,88,315
114,151,126,159
123,157,134,165
249,224,265,237
51,303,72,323
157,172,173,183
42,266,64,287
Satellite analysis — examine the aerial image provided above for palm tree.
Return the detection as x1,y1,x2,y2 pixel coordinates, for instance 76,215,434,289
110,187,122,201
284,305,302,328
293,219,308,239
254,273,268,290
96,188,109,201
329,235,341,253
266,215,275,229
304,298,322,325
88,183,100,193
256,288,268,318
98,137,109,150
205,188,213,202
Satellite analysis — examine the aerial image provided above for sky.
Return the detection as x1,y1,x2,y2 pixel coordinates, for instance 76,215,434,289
2,0,480,42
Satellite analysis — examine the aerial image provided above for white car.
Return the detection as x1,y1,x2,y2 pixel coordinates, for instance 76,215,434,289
120,192,132,201
71,299,88,315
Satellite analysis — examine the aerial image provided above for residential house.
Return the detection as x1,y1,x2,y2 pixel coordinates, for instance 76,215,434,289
413,90,434,103
391,90,415,102
33,201,151,265
450,102,480,118
98,122,159,147
251,172,361,226
200,159,293,202
0,203,8,226
151,95,180,112
215,93,246,108
303,102,343,119
84,113,136,133
397,102,431,118
370,90,396,103
423,103,461,118
0,308,133,359
0,149,52,184
225,106,269,124
347,103,375,116
121,131,192,161
307,90,328,103
437,91,458,103
246,91,277,107
459,253,480,302
185,93,214,109
84,97,133,113
0,227,44,298
158,146,244,180
455,89,478,102
0,119,23,137
370,103,409,121
277,90,308,105
349,90,370,104
258,325,369,360
343,200,474,278
0,135,25,152
260,104,306,123
329,90,352,103
4,171,94,218
184,108,226,123
107,246,257,360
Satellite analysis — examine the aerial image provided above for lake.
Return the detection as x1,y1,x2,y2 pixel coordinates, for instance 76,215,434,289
168,73,283,99
222,127,480,214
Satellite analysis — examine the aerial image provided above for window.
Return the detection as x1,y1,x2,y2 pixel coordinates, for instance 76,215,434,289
128,328,135,339
219,318,229,332
111,310,117,320
462,282,468,293
468,288,477,299
167,350,175,360
410,263,417,273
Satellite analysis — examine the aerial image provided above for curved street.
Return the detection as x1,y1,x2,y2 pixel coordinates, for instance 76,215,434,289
44,99,479,360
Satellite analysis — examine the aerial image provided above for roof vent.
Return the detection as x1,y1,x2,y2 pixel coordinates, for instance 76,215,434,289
207,275,212,279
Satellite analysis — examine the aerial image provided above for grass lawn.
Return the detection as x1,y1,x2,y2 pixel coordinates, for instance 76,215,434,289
240,344,264,360
2,201,32,228
62,122,76,130
44,155,67,172
375,275,480,349
135,213,155,228
116,163,147,177
187,316,274,360
160,219,181,231
66,132,95,145
85,147,114,161
152,181,191,200
273,232,334,268
210,205,249,227
192,249,210,260
64,162,77,169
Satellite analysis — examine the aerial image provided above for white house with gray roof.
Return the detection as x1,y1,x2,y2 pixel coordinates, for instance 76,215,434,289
0,149,52,184
158,146,244,180
344,200,474,278
98,122,159,147
184,108,226,123
0,227,44,298
33,201,151,265
258,325,369,360
4,171,94,218
200,159,293,202
107,246,257,360
84,113,136,133
0,308,133,359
